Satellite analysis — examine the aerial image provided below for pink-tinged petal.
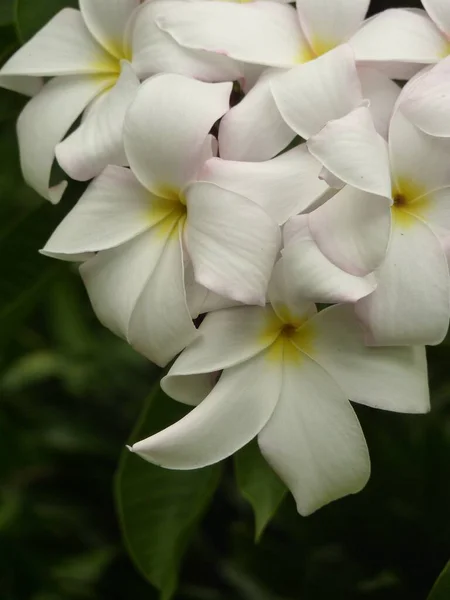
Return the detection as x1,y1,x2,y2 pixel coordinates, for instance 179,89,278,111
185,182,281,305
131,0,241,81
199,145,328,226
124,74,231,194
271,44,363,140
132,350,282,469
356,214,450,346
306,304,430,413
42,166,170,258
156,1,308,68
79,0,139,59
80,215,178,341
128,224,198,367
17,75,110,203
258,350,370,516
422,0,450,37
389,108,450,198
307,106,392,198
282,217,377,303
296,0,370,55
218,67,295,161
309,186,392,276
56,62,140,182
400,57,450,138
358,67,401,139
350,9,447,79
0,9,118,77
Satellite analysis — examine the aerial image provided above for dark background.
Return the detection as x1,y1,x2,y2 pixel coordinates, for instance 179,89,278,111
1,0,449,599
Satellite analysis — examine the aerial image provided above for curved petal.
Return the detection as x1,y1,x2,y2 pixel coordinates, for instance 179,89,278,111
128,224,197,367
131,350,283,470
350,9,447,79
56,61,139,182
307,106,392,198
199,145,328,226
422,0,450,37
162,372,218,407
358,67,401,139
413,187,450,232
156,1,309,68
304,304,430,413
296,0,370,55
130,0,242,81
258,351,370,516
0,9,118,77
389,108,450,199
400,57,450,138
17,74,109,203
42,166,170,257
124,74,231,195
218,68,295,161
271,44,363,140
185,182,281,305
80,215,178,340
282,218,377,303
0,75,42,97
308,186,392,276
356,214,450,346
79,0,139,59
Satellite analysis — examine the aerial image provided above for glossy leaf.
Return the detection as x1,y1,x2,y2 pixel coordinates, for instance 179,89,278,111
115,386,222,599
428,561,450,600
234,439,287,541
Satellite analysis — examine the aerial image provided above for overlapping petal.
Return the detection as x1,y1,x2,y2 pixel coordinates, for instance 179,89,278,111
422,0,450,37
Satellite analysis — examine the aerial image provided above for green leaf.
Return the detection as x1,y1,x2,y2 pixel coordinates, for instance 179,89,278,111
0,2,14,27
15,0,78,42
115,387,222,599
428,561,450,600
234,440,287,541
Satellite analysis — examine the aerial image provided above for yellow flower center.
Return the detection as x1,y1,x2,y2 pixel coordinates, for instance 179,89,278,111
262,306,316,364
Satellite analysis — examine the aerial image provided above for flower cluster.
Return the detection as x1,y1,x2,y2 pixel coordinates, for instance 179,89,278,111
3,0,450,516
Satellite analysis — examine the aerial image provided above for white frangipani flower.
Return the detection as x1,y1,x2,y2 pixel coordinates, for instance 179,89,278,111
130,262,429,516
305,93,450,346
42,74,281,366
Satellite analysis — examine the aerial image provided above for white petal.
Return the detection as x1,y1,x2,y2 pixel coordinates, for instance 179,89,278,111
185,182,281,305
282,217,377,303
304,304,430,413
271,44,363,140
199,145,328,226
124,74,231,195
42,166,169,257
389,108,450,198
128,224,197,367
80,216,178,340
400,57,450,137
356,214,450,346
307,106,392,198
350,9,447,79
17,75,109,203
308,186,392,276
422,0,450,37
79,0,139,58
56,62,139,182
132,350,282,469
218,68,296,161
156,1,309,68
0,75,42,97
258,350,370,516
413,187,450,232
358,67,401,139
130,0,241,81
0,9,118,77
296,0,369,55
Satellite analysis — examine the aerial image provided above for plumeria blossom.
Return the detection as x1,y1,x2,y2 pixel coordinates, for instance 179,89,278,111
155,1,403,160
350,3,450,79
305,90,450,346
130,262,429,516
42,74,281,366
0,0,242,202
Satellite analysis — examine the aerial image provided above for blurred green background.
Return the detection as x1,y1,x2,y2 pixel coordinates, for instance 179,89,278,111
0,0,449,599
